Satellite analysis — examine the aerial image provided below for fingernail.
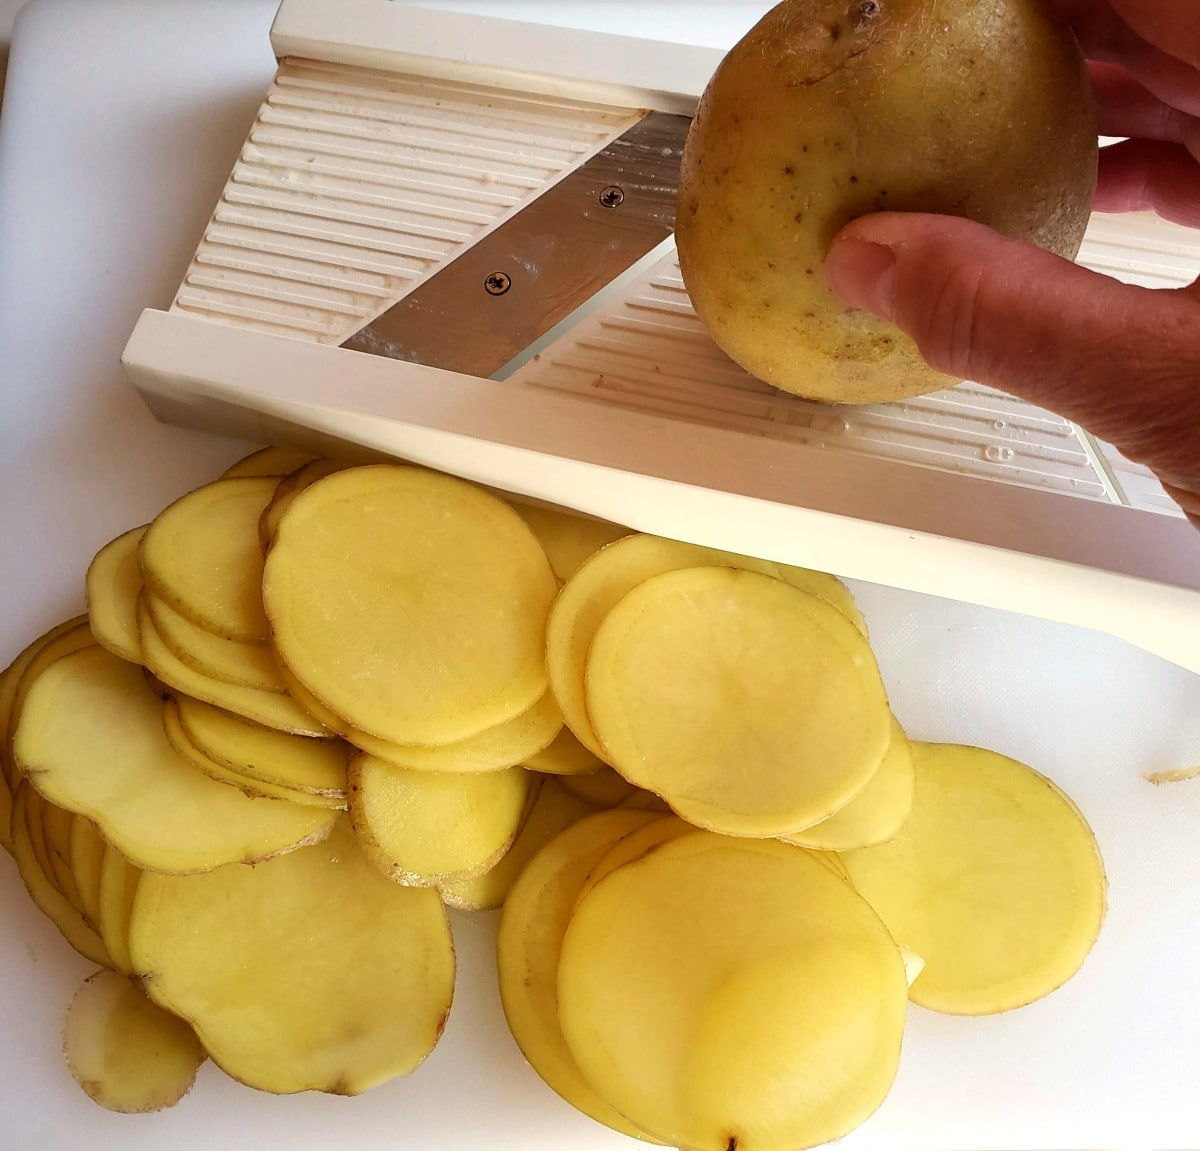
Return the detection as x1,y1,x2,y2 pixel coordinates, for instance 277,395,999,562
825,238,898,320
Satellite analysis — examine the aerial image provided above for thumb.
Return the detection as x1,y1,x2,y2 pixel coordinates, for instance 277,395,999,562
825,213,1200,518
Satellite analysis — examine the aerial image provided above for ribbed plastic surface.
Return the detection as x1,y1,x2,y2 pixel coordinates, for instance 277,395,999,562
171,58,639,341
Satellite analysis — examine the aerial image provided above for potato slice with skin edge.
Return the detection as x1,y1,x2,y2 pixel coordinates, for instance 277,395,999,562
510,501,632,583
557,832,908,1151
220,446,317,480
524,727,606,777
97,846,141,977
349,756,532,886
586,566,891,838
70,816,108,930
139,477,276,644
498,808,668,1145
130,816,455,1096
64,969,206,1114
438,777,595,912
10,782,113,967
575,814,695,905
40,799,87,917
783,717,916,851
14,645,336,875
559,765,637,809
264,466,557,747
86,525,147,665
547,534,863,757
841,742,1107,1016
173,695,348,798
259,457,346,554
616,789,673,815
137,598,330,739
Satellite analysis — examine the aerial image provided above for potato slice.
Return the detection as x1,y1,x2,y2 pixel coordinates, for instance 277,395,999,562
510,501,630,583
139,476,276,643
40,798,86,917
841,742,1107,1015
220,446,316,480
783,717,915,851
138,599,329,738
349,756,532,885
173,695,347,798
575,815,695,905
0,773,11,856
498,809,667,1143
264,466,557,746
524,727,606,777
69,816,108,930
130,816,455,1095
616,789,673,815
586,567,891,837
559,766,636,808
10,782,112,967
258,457,344,553
438,777,596,911
64,969,205,1113
97,845,141,976
557,832,908,1151
144,593,287,693
86,525,147,664
13,645,335,874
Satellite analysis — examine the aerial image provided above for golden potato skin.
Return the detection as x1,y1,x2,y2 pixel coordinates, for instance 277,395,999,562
676,0,1098,404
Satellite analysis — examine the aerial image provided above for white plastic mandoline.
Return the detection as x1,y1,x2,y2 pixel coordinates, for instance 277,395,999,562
121,0,1200,674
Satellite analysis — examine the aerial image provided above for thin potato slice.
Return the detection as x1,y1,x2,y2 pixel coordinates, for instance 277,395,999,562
40,798,86,917
70,816,108,929
130,817,455,1095
138,599,330,738
438,777,596,912
586,567,891,837
559,766,637,809
557,832,908,1151
220,446,316,480
783,717,915,850
144,593,287,693
139,477,276,643
258,458,344,553
498,809,667,1144
0,773,10,856
841,743,1107,1015
97,846,141,976
616,789,673,815
511,501,630,583
174,695,347,798
10,782,112,967
64,969,205,1113
264,466,557,746
349,756,532,885
13,645,335,874
86,525,147,664
575,815,695,905
524,727,606,777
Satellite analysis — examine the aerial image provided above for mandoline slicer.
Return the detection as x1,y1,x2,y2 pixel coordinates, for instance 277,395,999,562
121,0,1200,675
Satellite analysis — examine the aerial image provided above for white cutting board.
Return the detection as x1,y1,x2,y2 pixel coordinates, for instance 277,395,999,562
2,3,1200,1149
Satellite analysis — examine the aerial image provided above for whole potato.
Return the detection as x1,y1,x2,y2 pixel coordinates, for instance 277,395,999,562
676,0,1098,405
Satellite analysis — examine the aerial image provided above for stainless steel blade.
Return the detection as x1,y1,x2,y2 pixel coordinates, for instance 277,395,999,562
340,111,689,376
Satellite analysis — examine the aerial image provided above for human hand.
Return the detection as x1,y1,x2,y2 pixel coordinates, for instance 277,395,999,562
824,0,1200,525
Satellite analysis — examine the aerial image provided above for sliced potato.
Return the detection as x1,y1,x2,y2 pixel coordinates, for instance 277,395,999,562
138,476,276,643
559,766,637,808
783,717,915,851
96,845,141,976
64,969,205,1113
130,817,455,1095
174,694,347,798
511,501,630,582
259,457,344,553
498,809,666,1144
616,789,673,815
220,446,317,480
264,466,557,746
557,832,908,1151
0,773,11,856
586,567,891,837
841,742,1107,1015
40,798,86,918
438,777,596,912
524,727,606,777
13,645,335,874
574,814,695,905
69,815,108,930
86,525,147,664
349,756,533,885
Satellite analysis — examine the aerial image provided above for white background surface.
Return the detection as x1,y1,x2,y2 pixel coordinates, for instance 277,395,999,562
2,2,1200,1149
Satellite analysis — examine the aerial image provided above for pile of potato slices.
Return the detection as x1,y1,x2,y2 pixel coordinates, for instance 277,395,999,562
1,447,1107,1147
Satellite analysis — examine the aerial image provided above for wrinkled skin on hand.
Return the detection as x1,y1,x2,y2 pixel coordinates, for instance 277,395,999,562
826,0,1200,525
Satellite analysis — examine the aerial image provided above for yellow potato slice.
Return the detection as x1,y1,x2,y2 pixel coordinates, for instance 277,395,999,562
559,765,636,809
438,777,595,911
173,694,348,798
841,742,1107,1015
510,500,630,582
546,534,862,757
349,756,532,885
69,815,108,930
0,773,11,856
10,782,112,967
86,525,147,664
64,969,205,1113
616,789,673,814
259,457,345,553
557,832,908,1151
498,808,667,1144
220,446,316,480
586,567,891,837
13,645,335,874
40,798,86,917
97,845,141,976
130,817,455,1095
264,466,557,746
139,476,276,643
144,593,287,693
137,599,330,738
783,717,915,851
524,727,606,777
574,814,695,905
